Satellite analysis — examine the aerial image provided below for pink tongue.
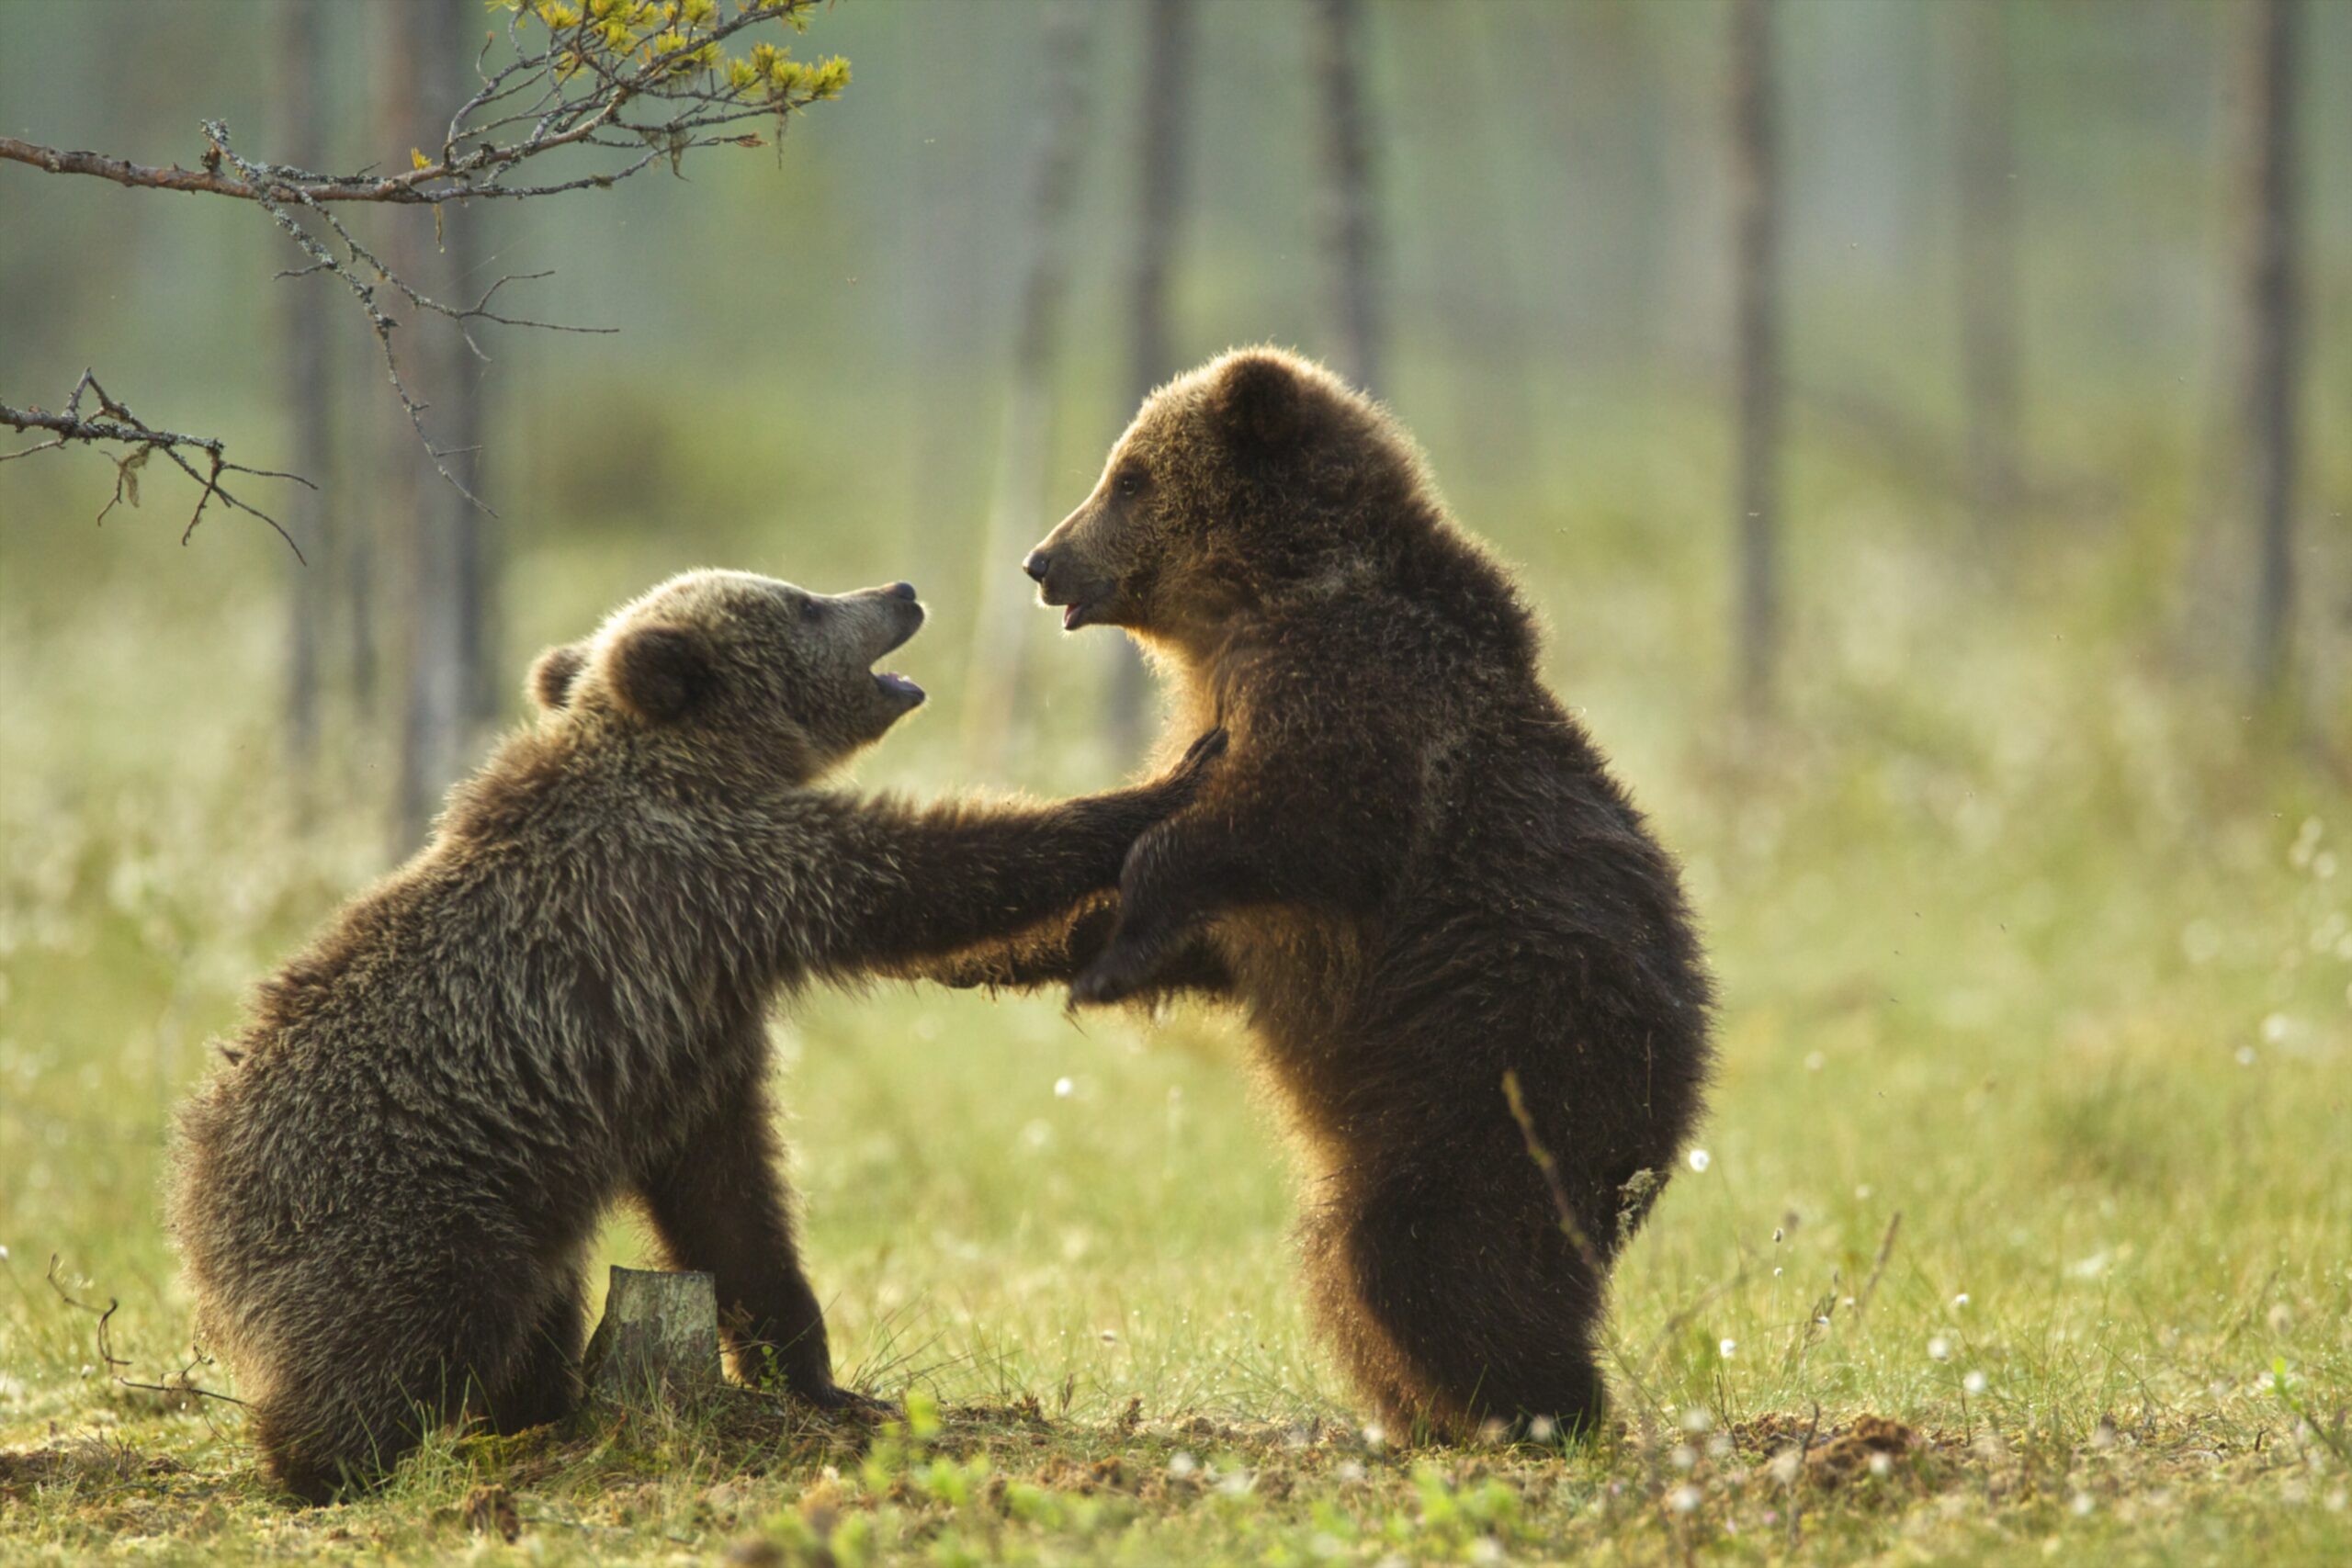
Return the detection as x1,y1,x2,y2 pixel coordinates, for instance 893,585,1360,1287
1062,604,1082,630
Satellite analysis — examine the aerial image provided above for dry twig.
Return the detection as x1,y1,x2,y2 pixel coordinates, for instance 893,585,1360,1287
0,0,842,531
3,371,311,555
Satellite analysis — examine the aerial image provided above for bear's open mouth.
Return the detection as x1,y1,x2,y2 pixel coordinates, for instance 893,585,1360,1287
868,599,924,705
1053,586,1119,631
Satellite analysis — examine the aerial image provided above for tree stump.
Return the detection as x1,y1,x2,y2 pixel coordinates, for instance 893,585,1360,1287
581,1267,723,1409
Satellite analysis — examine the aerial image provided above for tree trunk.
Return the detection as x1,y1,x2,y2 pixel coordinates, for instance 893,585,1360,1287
1728,0,1782,705
385,0,495,851
1104,0,1199,762
279,0,334,785
1955,0,2020,536
960,0,1096,775
2241,0,2301,700
1312,0,1382,395
581,1267,723,1407
437,26,498,739
370,2,424,758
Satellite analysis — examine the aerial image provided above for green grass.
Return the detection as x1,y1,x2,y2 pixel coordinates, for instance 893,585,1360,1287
2,438,2347,1565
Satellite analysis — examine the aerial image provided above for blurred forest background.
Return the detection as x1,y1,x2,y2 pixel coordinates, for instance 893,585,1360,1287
6,0,2345,816
3,0,2351,1559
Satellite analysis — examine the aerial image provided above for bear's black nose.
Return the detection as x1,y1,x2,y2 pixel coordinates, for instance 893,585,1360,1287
1022,549,1051,584
888,581,918,602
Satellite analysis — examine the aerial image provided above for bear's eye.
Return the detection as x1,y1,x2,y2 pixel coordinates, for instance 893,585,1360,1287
1114,466,1147,500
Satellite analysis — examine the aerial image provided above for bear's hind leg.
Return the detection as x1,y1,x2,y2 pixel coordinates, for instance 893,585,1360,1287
251,1258,553,1501
637,1073,861,1406
483,1267,588,1435
251,1366,450,1504
1305,1172,1609,1443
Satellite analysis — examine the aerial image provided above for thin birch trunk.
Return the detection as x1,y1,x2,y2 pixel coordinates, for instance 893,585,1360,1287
280,0,334,784
961,1,1096,775
1955,0,2020,536
1312,0,1382,395
1105,0,1198,762
386,0,492,850
1729,0,1782,705
2241,0,2301,699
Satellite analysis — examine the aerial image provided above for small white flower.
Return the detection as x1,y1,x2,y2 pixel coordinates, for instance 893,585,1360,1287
2261,1014,2290,1044
1169,1451,1198,1477
1668,1483,1702,1514
1928,1336,1952,1361
1952,1292,1970,1309
1719,1338,1737,1360
0,1245,9,1262
1769,1449,1803,1485
1526,1416,1556,1443
1362,1423,1386,1450
1963,1371,1988,1395
1099,1329,1118,1343
1867,1452,1892,1478
1679,1406,1713,1434
2070,1491,2095,1517
1670,1444,1698,1472
1337,1461,1367,1483
1687,1148,1711,1173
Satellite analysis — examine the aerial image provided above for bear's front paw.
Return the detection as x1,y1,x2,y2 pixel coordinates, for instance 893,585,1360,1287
1148,727,1228,813
795,1381,899,1421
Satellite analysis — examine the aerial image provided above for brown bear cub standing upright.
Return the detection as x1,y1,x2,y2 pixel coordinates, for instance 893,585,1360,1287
171,569,1220,1501
965,348,1713,1441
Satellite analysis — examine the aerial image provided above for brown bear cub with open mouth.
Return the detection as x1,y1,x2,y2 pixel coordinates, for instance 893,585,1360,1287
948,348,1713,1441
170,569,1221,1502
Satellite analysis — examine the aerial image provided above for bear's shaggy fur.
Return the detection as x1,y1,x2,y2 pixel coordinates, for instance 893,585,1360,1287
170,570,1218,1501
965,349,1713,1440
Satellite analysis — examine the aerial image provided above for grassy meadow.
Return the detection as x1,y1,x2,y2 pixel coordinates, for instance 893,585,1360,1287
2,380,2348,1567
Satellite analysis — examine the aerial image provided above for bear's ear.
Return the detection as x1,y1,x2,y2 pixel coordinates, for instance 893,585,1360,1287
607,623,716,724
527,641,588,711
1208,352,1306,452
